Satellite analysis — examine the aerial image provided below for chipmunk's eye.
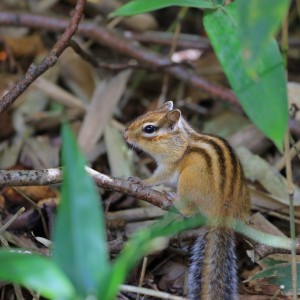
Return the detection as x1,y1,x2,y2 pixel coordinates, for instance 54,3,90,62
143,125,158,134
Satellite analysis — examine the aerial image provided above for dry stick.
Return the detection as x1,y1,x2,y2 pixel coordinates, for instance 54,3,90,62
0,207,25,235
120,284,186,300
136,256,148,300
0,1,86,114
275,139,300,171
13,284,23,300
12,187,49,238
0,207,31,300
0,12,238,110
0,167,173,210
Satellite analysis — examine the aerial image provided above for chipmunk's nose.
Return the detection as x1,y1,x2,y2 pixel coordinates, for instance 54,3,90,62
123,129,128,140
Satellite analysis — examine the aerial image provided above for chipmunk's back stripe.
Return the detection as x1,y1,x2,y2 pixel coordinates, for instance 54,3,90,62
221,137,238,199
193,134,226,194
186,146,212,169
205,135,239,201
208,138,226,192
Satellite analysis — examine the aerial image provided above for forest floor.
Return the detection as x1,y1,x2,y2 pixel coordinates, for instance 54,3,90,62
0,0,300,299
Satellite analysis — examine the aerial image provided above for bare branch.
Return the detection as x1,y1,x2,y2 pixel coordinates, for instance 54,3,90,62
0,1,86,113
0,167,173,211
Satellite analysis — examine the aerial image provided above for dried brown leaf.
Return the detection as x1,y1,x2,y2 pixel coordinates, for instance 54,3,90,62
78,70,132,158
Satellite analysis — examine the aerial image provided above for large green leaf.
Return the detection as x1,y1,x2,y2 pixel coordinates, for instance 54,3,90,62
52,124,110,297
237,0,291,68
111,0,223,17
203,2,288,149
0,250,76,300
250,262,300,295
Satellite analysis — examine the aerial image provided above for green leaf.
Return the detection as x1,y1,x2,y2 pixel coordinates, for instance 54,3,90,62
53,124,110,297
237,0,291,68
250,262,300,294
111,0,223,17
203,2,288,149
0,250,76,300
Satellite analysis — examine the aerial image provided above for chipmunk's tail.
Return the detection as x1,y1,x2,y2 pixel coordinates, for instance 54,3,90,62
188,227,238,300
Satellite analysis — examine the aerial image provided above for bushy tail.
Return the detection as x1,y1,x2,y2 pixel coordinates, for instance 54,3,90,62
188,227,237,300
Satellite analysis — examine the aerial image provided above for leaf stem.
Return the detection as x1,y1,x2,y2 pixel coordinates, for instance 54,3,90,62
281,8,297,300
285,132,298,299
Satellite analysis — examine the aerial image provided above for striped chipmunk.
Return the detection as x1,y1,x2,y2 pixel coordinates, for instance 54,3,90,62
123,101,251,300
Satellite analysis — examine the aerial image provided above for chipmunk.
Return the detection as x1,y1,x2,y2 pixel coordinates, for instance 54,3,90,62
123,101,251,300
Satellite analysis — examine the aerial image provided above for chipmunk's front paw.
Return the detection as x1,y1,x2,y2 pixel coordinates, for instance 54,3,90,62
128,176,142,185
165,191,177,202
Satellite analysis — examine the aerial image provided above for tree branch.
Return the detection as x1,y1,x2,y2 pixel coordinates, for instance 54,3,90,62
0,11,239,113
0,167,173,211
0,2,86,113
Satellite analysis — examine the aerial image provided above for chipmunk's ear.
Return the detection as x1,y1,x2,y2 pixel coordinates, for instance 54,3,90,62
167,109,181,124
160,101,173,111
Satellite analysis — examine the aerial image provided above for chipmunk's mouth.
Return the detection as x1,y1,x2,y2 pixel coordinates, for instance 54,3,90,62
125,141,145,155
122,132,142,152
124,139,148,158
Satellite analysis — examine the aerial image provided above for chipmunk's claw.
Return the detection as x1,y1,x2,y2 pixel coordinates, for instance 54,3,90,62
165,191,177,201
128,176,142,185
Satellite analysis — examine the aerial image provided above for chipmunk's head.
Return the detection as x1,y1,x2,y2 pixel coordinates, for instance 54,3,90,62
123,101,188,160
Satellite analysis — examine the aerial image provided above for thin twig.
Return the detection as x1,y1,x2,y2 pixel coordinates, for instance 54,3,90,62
0,207,25,235
12,284,23,300
12,187,49,238
275,139,300,171
136,256,148,300
120,284,187,300
0,1,86,113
